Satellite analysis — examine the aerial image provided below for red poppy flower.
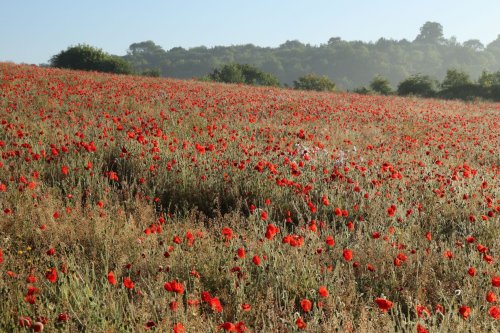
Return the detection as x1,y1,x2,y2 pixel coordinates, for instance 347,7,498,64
107,271,117,285
123,277,134,289
300,299,312,312
493,276,500,287
219,322,236,331
416,324,429,333
295,316,307,329
173,323,186,333
486,291,496,303
46,268,57,283
265,224,280,240
237,247,245,258
318,286,329,297
241,303,251,311
375,298,393,312
164,280,184,294
459,305,471,319
489,306,500,319
343,249,353,261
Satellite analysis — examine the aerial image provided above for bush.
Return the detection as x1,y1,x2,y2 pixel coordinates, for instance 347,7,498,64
353,86,371,95
439,69,479,100
208,63,280,86
397,74,438,98
370,75,392,95
293,74,336,92
141,68,161,77
50,44,132,74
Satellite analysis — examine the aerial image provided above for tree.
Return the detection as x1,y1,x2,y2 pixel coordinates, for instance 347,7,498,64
50,44,132,74
463,39,484,51
370,75,392,95
478,70,500,101
397,74,438,97
439,69,478,100
414,22,445,44
208,63,280,86
293,74,336,92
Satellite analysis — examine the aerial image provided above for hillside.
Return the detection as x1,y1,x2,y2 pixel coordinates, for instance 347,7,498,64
0,63,499,332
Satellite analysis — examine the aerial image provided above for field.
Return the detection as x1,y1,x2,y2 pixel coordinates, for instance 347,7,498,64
0,63,499,332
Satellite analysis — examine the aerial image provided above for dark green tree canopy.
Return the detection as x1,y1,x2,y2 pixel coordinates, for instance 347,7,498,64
397,74,438,97
441,69,472,90
208,63,280,87
439,69,479,100
50,44,132,74
293,74,336,92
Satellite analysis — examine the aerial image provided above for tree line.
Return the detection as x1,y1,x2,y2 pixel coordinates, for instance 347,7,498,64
48,21,500,101
121,22,500,89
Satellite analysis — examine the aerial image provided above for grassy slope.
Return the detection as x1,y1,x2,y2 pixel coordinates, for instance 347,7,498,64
0,63,499,332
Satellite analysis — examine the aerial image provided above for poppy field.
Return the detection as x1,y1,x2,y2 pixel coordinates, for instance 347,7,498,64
0,63,499,332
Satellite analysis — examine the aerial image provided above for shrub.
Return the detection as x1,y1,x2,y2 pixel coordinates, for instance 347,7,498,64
293,74,336,92
397,74,438,98
369,75,392,95
208,63,280,86
439,69,478,100
50,44,132,74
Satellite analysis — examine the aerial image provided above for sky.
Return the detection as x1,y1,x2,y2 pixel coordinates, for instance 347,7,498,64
1,0,499,64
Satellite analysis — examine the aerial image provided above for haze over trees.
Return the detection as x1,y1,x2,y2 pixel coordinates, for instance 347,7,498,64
123,22,500,89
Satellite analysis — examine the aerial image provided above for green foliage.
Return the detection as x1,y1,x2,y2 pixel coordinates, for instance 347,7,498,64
293,74,336,91
353,86,371,95
478,70,500,101
208,63,280,86
414,21,445,44
397,74,438,97
122,22,500,90
141,68,161,77
50,44,132,74
125,41,167,74
439,69,479,100
370,75,392,95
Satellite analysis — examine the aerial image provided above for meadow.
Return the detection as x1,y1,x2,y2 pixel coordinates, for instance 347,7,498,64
0,63,498,332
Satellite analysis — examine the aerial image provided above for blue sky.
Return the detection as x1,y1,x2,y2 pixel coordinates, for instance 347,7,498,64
1,0,499,64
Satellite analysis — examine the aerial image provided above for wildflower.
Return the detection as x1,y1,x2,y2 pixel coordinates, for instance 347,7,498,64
295,316,307,329
265,224,280,240
241,303,251,311
123,277,134,289
486,291,497,303
173,323,186,333
221,227,233,241
46,268,57,283
489,306,500,319
300,299,312,312
318,286,329,297
459,305,471,319
237,247,245,258
107,271,117,285
375,298,393,312
343,249,353,261
164,280,184,294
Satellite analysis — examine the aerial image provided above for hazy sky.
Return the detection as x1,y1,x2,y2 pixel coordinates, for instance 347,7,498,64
1,0,499,64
